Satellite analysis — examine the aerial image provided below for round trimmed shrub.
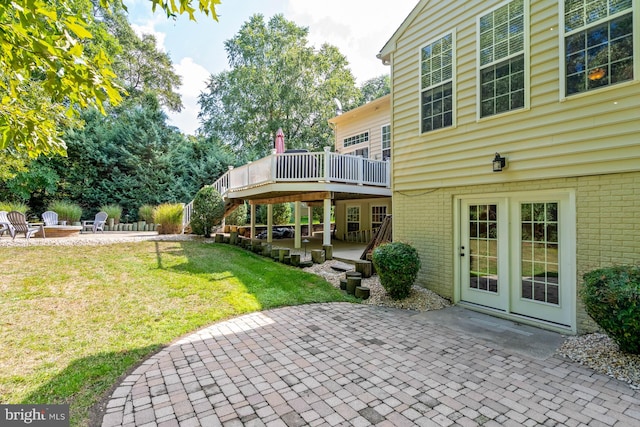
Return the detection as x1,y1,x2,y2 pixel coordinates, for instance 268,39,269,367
581,265,640,354
190,186,224,237
372,242,421,300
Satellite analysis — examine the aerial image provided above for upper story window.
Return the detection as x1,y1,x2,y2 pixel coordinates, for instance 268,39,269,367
420,33,454,133
564,0,634,96
478,0,527,118
343,132,369,148
381,124,391,160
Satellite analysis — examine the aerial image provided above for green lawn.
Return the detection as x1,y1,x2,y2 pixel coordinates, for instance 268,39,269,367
0,241,355,426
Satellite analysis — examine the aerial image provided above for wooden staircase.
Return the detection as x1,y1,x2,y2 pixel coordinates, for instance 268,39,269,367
360,215,392,260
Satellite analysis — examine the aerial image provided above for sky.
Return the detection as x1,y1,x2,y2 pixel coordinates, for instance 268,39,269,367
124,0,419,135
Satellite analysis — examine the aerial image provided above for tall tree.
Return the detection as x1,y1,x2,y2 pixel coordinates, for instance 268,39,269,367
0,0,220,158
358,74,391,106
198,14,360,159
106,10,183,112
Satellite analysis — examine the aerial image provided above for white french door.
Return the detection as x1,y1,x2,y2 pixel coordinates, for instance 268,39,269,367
460,200,509,311
458,191,575,328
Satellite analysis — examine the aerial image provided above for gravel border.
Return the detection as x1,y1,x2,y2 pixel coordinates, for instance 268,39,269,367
0,232,196,247
557,333,640,390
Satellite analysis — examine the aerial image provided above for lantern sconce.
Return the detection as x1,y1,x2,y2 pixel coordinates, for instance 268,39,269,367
492,153,507,172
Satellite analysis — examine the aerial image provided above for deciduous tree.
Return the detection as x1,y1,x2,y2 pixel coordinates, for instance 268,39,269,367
0,0,220,158
358,74,390,106
198,14,360,159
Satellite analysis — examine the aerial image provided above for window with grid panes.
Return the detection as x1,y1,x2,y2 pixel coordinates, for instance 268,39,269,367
344,132,369,148
381,124,391,160
421,33,454,133
347,206,360,232
371,206,387,228
564,0,634,96
479,0,526,118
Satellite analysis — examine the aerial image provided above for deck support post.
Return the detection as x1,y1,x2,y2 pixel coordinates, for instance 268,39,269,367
294,201,301,249
307,206,313,237
267,204,273,243
250,204,256,239
323,197,331,246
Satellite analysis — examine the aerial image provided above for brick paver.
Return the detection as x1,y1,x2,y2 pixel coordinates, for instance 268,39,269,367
101,303,640,426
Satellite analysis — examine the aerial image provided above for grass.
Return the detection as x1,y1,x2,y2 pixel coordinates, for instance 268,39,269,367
469,239,558,277
0,241,355,426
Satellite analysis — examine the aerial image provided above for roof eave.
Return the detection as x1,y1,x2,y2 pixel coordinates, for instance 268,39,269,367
377,0,430,65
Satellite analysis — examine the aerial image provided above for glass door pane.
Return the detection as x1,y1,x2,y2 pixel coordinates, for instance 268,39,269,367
520,202,559,305
469,204,499,293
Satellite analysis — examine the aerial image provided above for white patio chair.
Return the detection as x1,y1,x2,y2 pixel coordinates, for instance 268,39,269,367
82,211,108,233
0,210,15,238
42,211,59,226
7,211,40,240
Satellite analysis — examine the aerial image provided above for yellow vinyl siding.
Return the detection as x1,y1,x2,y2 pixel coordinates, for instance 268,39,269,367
389,0,640,192
330,95,390,160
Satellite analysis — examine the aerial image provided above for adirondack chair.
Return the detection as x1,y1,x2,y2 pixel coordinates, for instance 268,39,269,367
82,211,108,233
7,211,41,240
42,211,59,226
0,210,15,238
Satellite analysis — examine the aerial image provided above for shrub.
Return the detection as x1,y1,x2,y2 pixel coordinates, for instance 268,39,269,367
581,265,640,354
100,204,122,224
153,203,184,235
225,202,248,226
0,201,28,214
372,242,421,300
48,201,82,223
190,186,224,237
138,204,155,223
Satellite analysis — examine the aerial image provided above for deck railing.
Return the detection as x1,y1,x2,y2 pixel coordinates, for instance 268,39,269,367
211,149,390,198
183,150,390,230
345,227,379,243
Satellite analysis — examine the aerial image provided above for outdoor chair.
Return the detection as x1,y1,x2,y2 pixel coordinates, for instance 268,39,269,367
42,211,59,226
7,211,40,240
0,210,15,238
82,211,108,233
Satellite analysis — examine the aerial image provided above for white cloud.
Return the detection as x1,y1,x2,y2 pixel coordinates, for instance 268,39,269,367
166,58,211,135
286,0,417,84
130,21,167,52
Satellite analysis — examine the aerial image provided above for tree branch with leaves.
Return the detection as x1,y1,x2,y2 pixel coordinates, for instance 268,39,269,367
0,0,220,158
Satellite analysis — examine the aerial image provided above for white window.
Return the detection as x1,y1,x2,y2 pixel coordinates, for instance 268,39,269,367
478,0,527,118
343,132,369,148
381,124,391,160
371,206,387,229
347,206,360,232
563,0,634,96
421,32,455,133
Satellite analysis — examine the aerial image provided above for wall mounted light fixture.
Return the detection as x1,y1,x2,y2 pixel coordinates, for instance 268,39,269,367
492,153,506,172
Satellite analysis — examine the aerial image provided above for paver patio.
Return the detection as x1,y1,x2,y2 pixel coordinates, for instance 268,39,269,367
100,303,640,426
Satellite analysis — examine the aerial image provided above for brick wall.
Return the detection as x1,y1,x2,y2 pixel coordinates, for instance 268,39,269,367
393,171,640,333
